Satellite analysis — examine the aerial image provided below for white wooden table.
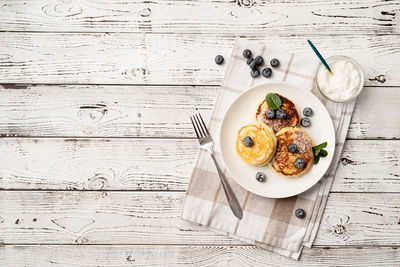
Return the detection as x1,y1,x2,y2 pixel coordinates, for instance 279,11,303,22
0,1,399,265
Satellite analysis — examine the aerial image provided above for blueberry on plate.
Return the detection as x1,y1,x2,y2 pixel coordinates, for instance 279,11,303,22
242,136,253,147
300,117,311,127
243,49,252,59
295,208,306,219
270,58,280,68
255,56,264,66
276,109,287,120
262,68,272,78
251,69,260,78
265,109,276,119
215,55,224,65
303,107,313,117
256,172,266,183
294,158,305,169
249,60,258,70
287,143,298,153
246,58,254,65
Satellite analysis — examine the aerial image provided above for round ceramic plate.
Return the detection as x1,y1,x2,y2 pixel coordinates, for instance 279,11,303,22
219,82,335,198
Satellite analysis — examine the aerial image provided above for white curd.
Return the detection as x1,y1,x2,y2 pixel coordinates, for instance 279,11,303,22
316,59,361,102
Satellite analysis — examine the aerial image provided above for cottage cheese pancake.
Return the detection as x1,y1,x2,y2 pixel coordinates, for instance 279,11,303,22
255,94,299,133
236,121,277,166
271,127,313,177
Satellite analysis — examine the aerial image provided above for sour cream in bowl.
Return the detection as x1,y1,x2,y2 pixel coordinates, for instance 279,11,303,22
316,56,364,102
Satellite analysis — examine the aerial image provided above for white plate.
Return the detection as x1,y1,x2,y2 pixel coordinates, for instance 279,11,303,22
219,82,335,198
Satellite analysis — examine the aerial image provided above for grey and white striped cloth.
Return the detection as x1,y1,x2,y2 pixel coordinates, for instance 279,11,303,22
181,39,356,260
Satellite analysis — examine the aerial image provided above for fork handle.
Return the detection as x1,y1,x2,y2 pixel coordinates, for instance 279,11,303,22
210,153,243,220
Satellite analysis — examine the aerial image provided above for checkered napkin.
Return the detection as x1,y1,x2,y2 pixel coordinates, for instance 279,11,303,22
181,39,356,260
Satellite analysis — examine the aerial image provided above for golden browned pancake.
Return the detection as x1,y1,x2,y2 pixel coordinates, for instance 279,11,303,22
236,121,277,166
270,127,313,177
255,94,300,133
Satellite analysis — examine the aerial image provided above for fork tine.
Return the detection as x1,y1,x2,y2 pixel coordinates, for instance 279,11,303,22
194,114,205,138
196,113,208,137
197,113,210,136
190,116,200,139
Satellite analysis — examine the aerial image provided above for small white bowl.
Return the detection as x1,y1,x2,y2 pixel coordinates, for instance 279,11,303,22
315,55,364,103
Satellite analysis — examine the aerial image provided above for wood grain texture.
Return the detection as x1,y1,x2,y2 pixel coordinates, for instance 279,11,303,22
0,33,399,85
0,191,399,246
0,138,399,192
314,193,400,246
0,84,217,138
349,86,399,139
1,245,399,267
0,138,197,191
333,140,400,192
0,0,398,35
0,85,398,139
0,0,398,263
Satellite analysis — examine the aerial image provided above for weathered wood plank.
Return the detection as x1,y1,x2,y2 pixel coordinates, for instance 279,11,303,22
0,33,398,86
0,85,398,139
0,138,399,192
314,193,400,246
1,245,399,266
0,0,398,35
0,84,217,138
0,192,399,246
333,140,400,192
349,86,399,139
0,138,196,191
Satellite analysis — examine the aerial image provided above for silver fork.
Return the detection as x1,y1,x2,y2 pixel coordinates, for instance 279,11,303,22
190,113,243,220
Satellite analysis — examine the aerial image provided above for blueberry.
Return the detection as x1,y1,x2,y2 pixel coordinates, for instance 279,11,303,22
294,158,305,169
276,109,287,120
262,68,272,78
287,143,298,153
300,117,311,127
215,55,224,65
255,56,264,66
265,109,276,119
242,136,253,147
270,58,280,68
295,208,306,219
246,58,254,65
251,69,260,78
256,172,266,183
303,107,313,117
249,59,258,70
243,49,252,59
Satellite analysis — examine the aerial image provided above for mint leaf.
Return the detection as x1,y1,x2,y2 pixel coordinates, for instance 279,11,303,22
265,93,281,110
314,142,327,150
319,149,328,157
313,146,321,157
312,142,328,164
313,155,320,165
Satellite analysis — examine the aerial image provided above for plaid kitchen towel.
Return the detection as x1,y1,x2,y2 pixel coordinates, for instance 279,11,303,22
181,39,356,260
